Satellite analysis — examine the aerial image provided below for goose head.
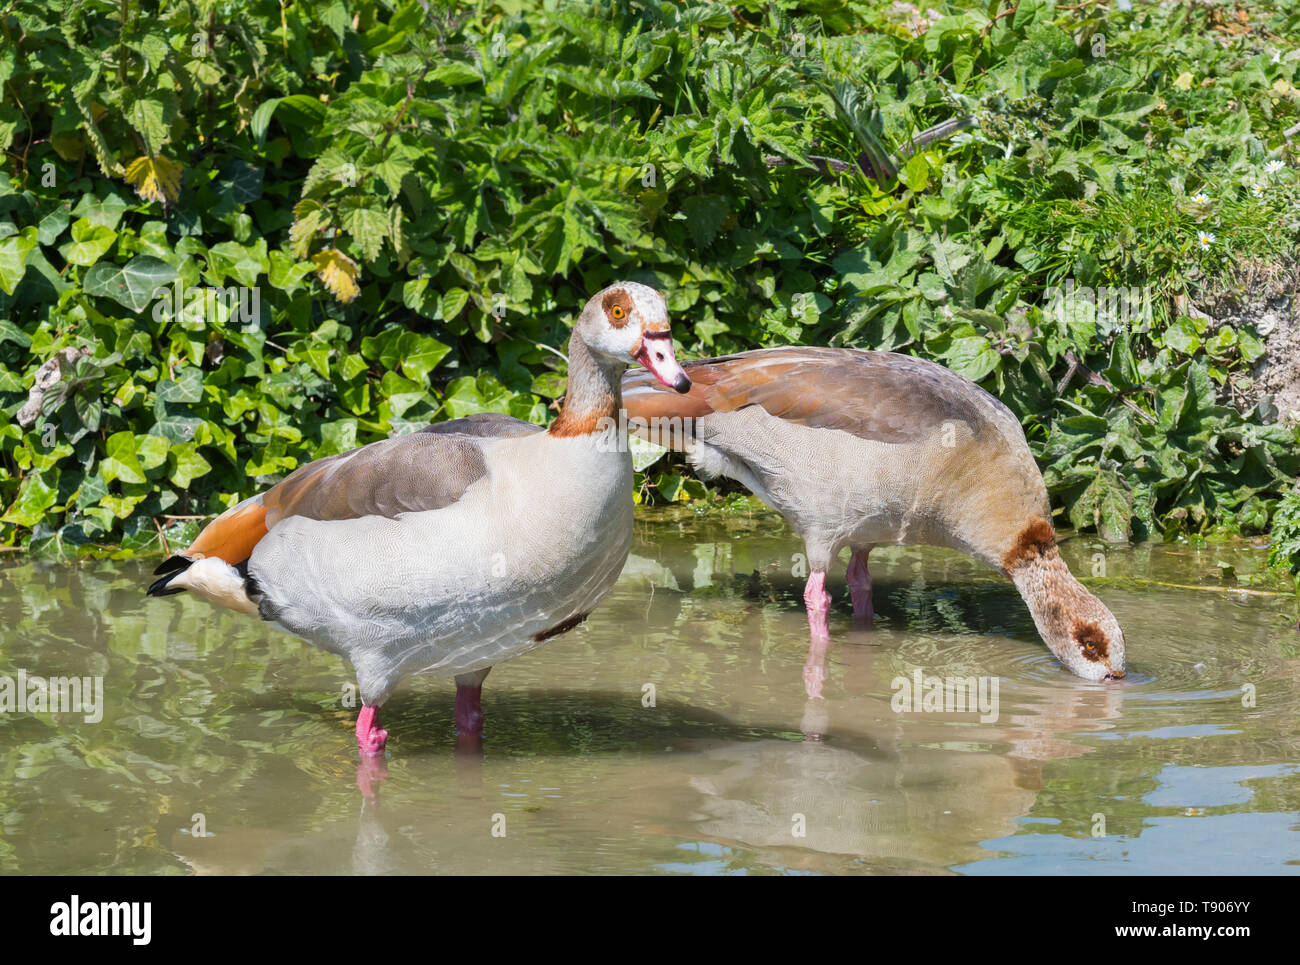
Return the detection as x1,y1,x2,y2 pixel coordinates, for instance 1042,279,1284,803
1041,585,1127,681
576,281,690,393
1008,546,1127,681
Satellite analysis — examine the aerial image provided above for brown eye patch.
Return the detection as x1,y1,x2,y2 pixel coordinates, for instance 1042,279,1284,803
1072,620,1108,661
602,289,634,327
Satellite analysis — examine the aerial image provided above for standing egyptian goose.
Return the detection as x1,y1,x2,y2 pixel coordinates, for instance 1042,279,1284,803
147,282,690,755
622,347,1126,682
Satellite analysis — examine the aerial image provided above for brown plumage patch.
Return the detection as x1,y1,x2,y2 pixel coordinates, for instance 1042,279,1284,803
602,289,634,327
1072,619,1108,661
623,347,982,445
187,501,269,566
533,612,589,642
547,409,610,437
1001,517,1057,573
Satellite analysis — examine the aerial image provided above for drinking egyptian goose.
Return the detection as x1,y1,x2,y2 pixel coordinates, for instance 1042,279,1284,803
622,347,1126,682
147,282,691,755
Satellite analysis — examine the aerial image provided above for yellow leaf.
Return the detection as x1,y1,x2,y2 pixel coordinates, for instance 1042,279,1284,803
312,248,360,303
1173,71,1194,91
125,155,184,204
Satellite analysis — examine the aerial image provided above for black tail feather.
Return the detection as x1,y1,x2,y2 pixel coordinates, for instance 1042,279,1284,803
147,556,193,597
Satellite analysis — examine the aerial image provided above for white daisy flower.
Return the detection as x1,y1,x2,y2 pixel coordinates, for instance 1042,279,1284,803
1190,192,1210,204
1251,183,1264,198
1197,230,1216,249
1265,159,1285,174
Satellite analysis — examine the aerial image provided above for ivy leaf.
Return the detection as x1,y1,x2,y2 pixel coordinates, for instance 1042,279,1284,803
155,366,205,407
0,226,37,294
1,473,58,528
215,160,264,205
167,441,212,487
58,218,117,266
268,251,314,291
83,256,177,312
207,239,269,287
399,333,452,382
101,432,146,485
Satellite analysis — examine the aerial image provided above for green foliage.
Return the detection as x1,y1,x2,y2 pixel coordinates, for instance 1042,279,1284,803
0,0,1298,557
1268,488,1300,574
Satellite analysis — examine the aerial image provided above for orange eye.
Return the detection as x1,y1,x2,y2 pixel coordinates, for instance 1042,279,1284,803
612,305,625,319
1083,641,1096,651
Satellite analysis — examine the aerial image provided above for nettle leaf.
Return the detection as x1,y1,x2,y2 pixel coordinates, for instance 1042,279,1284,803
83,256,177,312
290,199,330,258
681,195,729,247
302,147,362,196
124,89,178,155
369,144,419,195
1070,468,1134,542
339,197,389,261
124,155,184,205
430,62,481,86
942,335,1001,382
312,248,361,303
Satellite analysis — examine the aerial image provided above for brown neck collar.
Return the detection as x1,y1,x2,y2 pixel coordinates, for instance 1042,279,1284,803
548,335,624,438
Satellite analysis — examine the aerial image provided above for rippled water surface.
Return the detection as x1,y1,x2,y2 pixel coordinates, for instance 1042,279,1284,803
1,507,1298,875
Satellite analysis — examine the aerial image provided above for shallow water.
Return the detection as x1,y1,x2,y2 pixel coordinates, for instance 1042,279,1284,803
1,507,1298,875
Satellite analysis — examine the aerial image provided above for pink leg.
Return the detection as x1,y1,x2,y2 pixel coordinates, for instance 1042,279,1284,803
356,756,389,801
355,704,388,757
455,683,485,735
803,631,830,700
847,547,875,622
803,570,831,639
454,668,491,754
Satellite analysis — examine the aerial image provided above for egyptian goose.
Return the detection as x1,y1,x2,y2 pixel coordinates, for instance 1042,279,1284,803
622,347,1126,682
147,282,691,755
